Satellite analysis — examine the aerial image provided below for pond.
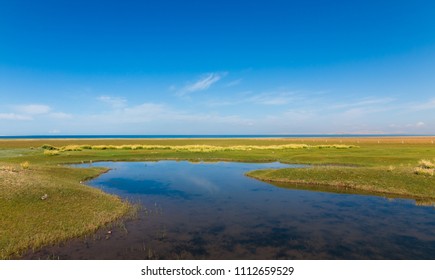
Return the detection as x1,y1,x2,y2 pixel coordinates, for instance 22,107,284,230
28,161,435,259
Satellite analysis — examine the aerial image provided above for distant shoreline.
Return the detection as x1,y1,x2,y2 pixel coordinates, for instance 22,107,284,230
1,134,434,140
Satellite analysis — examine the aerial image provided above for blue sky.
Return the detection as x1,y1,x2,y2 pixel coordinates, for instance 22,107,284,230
1,0,435,135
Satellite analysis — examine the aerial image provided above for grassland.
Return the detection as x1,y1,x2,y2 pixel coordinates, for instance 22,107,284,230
0,136,435,259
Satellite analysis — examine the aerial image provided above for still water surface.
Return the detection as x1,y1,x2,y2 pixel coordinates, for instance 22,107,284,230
29,161,435,259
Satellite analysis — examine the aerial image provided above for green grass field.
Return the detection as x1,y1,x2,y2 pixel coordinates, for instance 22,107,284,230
0,137,434,259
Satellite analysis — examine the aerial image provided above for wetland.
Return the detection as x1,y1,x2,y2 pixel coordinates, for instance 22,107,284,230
26,160,435,259
1,137,435,259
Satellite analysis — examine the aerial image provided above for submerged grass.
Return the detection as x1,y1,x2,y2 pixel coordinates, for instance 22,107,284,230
1,137,435,259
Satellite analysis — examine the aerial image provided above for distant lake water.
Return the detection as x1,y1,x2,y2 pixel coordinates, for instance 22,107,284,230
0,134,430,139
28,161,435,259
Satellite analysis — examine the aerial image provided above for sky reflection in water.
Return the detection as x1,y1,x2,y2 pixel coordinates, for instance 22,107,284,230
31,161,435,259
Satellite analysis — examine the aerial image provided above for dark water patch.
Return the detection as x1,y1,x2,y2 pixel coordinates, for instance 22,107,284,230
101,178,192,199
24,161,435,260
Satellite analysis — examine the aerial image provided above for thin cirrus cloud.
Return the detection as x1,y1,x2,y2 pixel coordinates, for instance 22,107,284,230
177,72,225,96
205,91,297,107
247,92,297,105
97,95,127,108
88,102,170,124
48,112,72,119
389,122,426,129
411,98,435,111
86,101,253,128
0,113,32,121
0,104,71,121
14,104,51,115
223,78,242,88
0,104,51,121
331,97,396,110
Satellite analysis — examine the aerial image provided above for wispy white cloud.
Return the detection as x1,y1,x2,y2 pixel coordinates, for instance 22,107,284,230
390,121,426,129
1,104,71,122
404,122,427,131
49,112,73,119
248,92,296,105
204,91,253,107
411,98,435,111
332,97,395,109
326,97,397,119
85,101,253,128
177,72,225,96
179,113,254,126
14,104,51,115
3,88,432,134
282,109,317,121
340,107,391,118
224,78,242,88
122,103,168,121
87,102,167,124
416,121,426,127
0,113,32,121
98,95,127,108
205,90,300,107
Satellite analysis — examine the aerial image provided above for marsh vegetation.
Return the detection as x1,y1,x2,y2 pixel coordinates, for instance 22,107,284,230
1,137,435,259
41,143,358,153
23,161,435,259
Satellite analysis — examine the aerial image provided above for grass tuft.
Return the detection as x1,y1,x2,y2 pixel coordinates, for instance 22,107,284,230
80,145,92,150
418,159,435,169
41,144,58,150
413,159,435,176
414,167,434,176
20,161,30,170
43,150,60,156
61,145,83,151
0,164,17,172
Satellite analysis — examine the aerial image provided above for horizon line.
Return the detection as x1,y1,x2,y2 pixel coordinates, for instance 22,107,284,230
1,134,434,139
